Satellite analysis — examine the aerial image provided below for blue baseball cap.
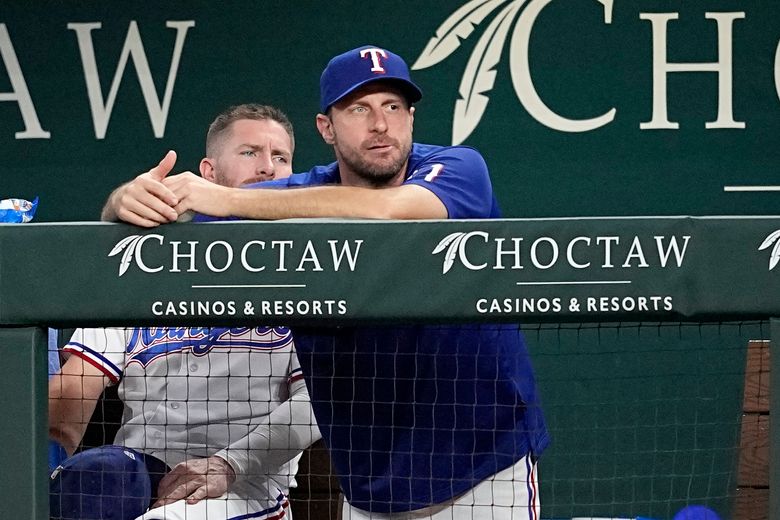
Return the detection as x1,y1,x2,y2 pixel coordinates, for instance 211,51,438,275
50,445,152,520
319,45,423,112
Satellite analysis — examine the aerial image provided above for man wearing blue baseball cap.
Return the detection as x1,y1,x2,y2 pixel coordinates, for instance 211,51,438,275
104,44,549,520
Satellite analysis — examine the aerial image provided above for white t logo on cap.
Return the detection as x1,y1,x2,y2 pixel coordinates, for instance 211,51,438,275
360,48,388,73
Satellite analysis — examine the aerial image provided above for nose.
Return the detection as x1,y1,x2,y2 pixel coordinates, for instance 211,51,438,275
256,153,275,180
370,110,388,133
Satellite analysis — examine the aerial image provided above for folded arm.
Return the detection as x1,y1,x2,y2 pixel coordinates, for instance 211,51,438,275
164,174,448,220
214,376,321,481
153,369,321,507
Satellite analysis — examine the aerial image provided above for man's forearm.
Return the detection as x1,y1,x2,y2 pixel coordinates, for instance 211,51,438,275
48,375,95,456
215,393,321,481
220,184,446,220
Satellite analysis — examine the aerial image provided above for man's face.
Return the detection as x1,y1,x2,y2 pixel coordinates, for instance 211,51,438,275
202,118,293,187
318,83,414,187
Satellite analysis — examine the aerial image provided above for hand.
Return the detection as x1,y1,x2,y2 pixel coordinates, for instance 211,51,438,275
102,150,180,227
151,455,236,508
163,172,232,218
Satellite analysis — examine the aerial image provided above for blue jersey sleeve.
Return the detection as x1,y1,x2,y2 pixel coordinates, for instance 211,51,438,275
191,163,341,222
403,145,498,219
192,149,498,222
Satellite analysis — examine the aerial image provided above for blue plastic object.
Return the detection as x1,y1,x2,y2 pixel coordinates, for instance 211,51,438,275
672,505,721,520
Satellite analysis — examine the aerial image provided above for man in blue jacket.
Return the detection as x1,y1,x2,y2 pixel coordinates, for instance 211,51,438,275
105,45,549,520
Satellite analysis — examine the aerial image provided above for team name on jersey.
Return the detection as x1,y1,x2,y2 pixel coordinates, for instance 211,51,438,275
127,326,292,367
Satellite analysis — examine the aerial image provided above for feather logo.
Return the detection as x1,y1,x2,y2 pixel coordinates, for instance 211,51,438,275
413,0,510,70
758,229,780,270
108,234,163,276
432,231,489,274
413,0,613,144
414,0,517,145
775,40,780,103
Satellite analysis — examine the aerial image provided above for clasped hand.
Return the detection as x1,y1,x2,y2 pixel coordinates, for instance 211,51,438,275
151,455,237,508
106,150,229,227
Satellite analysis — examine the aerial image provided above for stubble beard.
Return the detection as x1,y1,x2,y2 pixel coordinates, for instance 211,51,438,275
213,170,232,188
337,139,413,188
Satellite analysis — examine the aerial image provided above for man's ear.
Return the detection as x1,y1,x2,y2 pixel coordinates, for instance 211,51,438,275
199,157,216,182
316,114,335,145
409,106,415,133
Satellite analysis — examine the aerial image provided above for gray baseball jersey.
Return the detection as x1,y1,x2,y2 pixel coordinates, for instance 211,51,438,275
63,326,315,517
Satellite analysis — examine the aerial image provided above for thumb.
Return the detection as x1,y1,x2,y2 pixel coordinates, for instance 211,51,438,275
149,150,177,181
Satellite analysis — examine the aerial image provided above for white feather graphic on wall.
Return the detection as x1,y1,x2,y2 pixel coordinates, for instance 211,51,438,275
453,0,525,144
412,0,509,70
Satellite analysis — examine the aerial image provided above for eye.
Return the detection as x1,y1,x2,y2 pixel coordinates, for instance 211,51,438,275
351,106,367,114
240,150,256,157
273,155,289,164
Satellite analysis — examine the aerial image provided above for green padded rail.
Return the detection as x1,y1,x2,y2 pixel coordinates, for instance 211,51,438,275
1,217,780,327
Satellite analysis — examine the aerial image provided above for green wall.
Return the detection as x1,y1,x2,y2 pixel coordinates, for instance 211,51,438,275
1,0,778,221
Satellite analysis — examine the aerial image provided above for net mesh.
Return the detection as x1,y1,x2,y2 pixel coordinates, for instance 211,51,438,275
529,320,768,520
47,320,767,520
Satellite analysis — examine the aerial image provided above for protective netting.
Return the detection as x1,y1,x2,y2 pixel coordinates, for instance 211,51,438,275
47,321,767,520
528,321,768,520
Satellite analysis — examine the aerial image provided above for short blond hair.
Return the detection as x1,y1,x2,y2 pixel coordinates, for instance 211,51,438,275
206,104,295,157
